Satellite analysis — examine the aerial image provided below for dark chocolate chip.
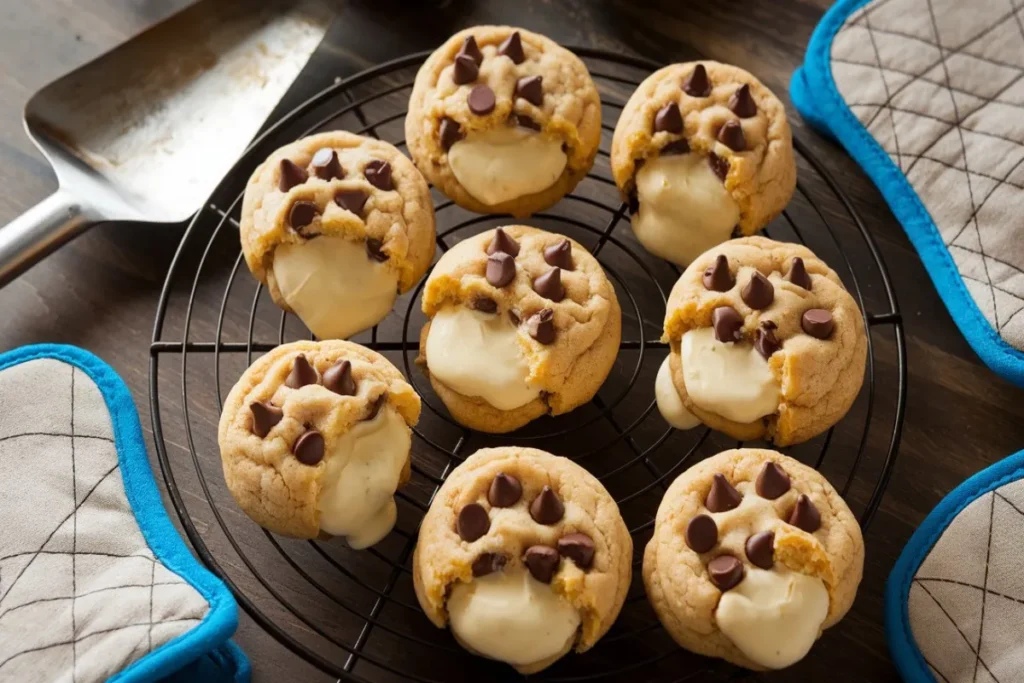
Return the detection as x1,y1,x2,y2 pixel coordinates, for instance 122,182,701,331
508,310,521,326
470,297,498,314
706,474,742,513
334,189,368,217
453,54,479,85
741,272,774,310
439,117,464,151
745,531,775,569
754,320,782,359
310,149,343,181
471,553,506,577
683,63,712,97
661,139,690,155
486,252,516,287
685,514,718,553
729,84,757,118
364,160,393,191
293,430,324,465
285,354,318,388
457,503,490,542
488,472,522,508
533,267,565,302
557,533,595,569
512,113,541,131
524,545,560,583
323,360,356,396
487,228,521,256
709,152,729,181
365,393,387,420
366,238,388,263
288,201,319,232
515,75,543,106
712,306,744,343
702,254,734,292
530,486,564,525
543,239,573,271
497,31,525,64
718,120,747,152
755,462,791,499
708,554,745,591
788,494,822,533
527,308,555,344
788,257,812,290
458,36,483,65
802,309,834,339
279,159,308,191
249,401,283,437
468,84,496,115
654,102,683,134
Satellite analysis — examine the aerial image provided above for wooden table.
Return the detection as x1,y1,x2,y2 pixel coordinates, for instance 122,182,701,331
3,1,1023,681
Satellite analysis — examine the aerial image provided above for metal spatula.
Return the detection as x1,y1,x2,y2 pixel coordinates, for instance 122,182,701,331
0,0,331,287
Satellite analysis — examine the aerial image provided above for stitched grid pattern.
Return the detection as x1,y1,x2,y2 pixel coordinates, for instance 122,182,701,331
831,0,1024,350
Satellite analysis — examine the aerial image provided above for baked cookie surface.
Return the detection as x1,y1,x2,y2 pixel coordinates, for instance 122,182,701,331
413,447,632,674
405,26,601,217
643,449,864,670
218,340,421,545
611,61,796,266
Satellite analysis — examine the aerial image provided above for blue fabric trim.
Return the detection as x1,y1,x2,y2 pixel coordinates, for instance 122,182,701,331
791,0,1024,387
0,345,248,683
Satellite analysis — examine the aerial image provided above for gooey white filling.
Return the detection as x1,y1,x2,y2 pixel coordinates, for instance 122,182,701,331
655,356,701,429
448,126,567,206
681,327,780,424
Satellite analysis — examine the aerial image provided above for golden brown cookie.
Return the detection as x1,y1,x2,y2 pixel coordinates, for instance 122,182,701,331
218,340,421,545
417,225,621,433
611,61,796,266
240,131,436,340
644,449,864,670
413,447,632,674
405,26,601,217
660,236,866,446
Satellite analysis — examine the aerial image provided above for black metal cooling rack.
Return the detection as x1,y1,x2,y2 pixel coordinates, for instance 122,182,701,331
149,49,908,682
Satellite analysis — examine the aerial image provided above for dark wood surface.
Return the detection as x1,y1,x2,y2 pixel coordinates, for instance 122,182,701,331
3,1,1024,681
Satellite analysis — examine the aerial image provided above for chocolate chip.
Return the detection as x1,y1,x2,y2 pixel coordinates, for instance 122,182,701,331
705,474,742,513
453,54,479,85
366,238,388,263
533,267,565,302
470,297,498,313
754,321,782,359
310,149,343,181
365,393,387,420
323,360,356,396
543,240,573,271
488,472,522,508
527,309,555,344
788,494,822,533
709,152,729,181
683,63,712,97
497,31,525,64
512,113,541,131
334,189,368,217
515,75,543,106
730,84,757,118
285,354,318,388
471,553,506,577
458,36,483,65
249,401,283,437
741,272,774,310
508,310,521,326
712,306,743,343
530,486,564,525
788,257,812,290
279,159,308,191
685,514,718,553
524,545,560,583
487,228,520,256
745,531,775,569
457,503,490,542
288,201,318,232
486,252,516,287
708,554,745,591
718,120,746,152
557,533,595,569
661,139,690,155
439,117,464,151
293,430,324,465
468,84,496,115
702,254,734,292
802,309,834,339
755,462,791,499
654,102,683,134
363,160,393,191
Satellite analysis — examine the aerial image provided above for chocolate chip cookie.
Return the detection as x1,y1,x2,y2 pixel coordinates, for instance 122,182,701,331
417,225,621,433
405,26,601,217
611,62,796,266
240,131,436,340
644,449,864,670
413,447,632,674
660,236,866,445
218,340,421,546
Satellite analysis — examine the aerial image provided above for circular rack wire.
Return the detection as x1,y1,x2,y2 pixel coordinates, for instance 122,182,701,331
150,48,908,682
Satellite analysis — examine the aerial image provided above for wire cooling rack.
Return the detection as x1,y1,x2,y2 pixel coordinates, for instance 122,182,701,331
149,49,907,682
